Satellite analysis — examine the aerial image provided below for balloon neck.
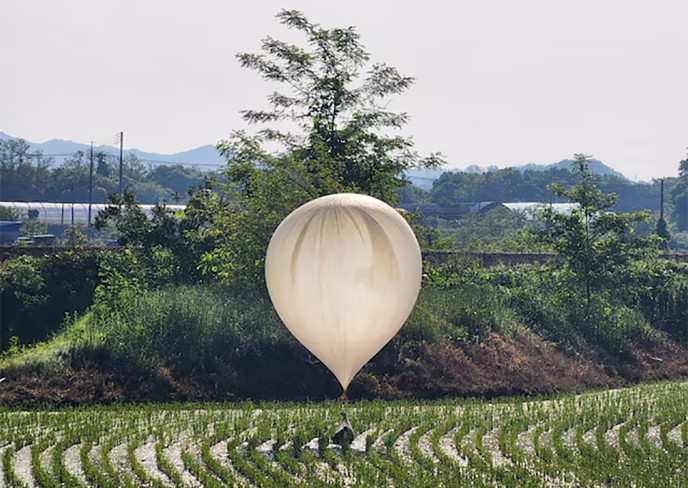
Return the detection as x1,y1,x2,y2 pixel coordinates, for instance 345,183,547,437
339,390,348,402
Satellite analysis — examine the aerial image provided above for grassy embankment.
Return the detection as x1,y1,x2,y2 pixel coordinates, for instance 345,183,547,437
1,258,687,405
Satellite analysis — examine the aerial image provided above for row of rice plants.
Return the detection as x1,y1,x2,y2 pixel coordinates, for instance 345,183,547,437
0,379,686,487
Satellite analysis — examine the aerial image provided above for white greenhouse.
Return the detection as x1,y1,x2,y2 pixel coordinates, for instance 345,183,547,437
503,202,578,220
0,201,186,226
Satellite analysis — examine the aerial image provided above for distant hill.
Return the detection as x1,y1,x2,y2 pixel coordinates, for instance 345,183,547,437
2,131,628,185
519,159,628,179
0,131,225,168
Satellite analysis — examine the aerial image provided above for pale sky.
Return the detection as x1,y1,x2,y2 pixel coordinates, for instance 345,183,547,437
1,0,686,181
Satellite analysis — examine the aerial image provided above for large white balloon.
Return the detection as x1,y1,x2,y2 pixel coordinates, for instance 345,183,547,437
265,193,422,392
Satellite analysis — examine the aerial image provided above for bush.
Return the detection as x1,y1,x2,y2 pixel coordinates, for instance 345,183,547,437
424,258,684,353
89,284,291,374
0,256,47,350
80,283,347,399
615,259,688,342
498,265,577,344
500,264,659,350
421,258,523,341
400,303,441,342
585,302,656,349
0,251,101,351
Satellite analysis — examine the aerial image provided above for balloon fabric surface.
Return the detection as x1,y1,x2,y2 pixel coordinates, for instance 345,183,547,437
265,193,422,392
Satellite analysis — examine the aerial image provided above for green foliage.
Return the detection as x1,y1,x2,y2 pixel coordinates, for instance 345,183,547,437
669,230,688,251
539,154,657,306
615,259,688,341
671,157,688,231
233,9,443,202
95,189,217,285
62,224,88,247
89,284,290,375
0,138,54,201
0,138,210,204
419,258,522,341
0,255,47,350
402,210,454,251
147,164,206,196
0,314,103,376
205,9,443,284
0,250,102,352
440,206,546,251
92,248,146,311
80,283,343,399
400,304,442,342
95,190,154,247
428,164,665,216
430,167,563,205
1,380,687,487
420,254,685,349
654,217,670,250
0,205,20,221
201,143,321,285
409,160,671,253
397,182,430,204
411,222,455,251
20,214,48,239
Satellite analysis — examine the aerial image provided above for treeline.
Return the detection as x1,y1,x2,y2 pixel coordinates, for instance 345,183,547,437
0,138,212,204
397,162,688,251
3,138,685,237
401,165,686,226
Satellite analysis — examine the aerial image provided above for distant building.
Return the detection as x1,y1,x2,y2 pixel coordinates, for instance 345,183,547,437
396,201,507,221
503,202,578,219
0,221,21,244
397,201,578,222
470,201,506,213
0,202,186,226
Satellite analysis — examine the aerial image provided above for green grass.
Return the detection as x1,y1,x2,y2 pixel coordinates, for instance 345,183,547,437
0,379,686,487
0,281,514,381
0,316,105,377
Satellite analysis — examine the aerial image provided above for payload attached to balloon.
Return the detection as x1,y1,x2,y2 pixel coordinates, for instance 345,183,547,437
265,193,422,394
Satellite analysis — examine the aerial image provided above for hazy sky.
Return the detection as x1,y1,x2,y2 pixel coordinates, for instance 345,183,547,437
1,0,686,181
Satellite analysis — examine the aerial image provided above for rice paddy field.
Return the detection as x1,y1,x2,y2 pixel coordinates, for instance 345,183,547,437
1,379,686,487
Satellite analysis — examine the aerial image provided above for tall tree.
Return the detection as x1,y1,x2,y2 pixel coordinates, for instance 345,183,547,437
221,9,443,204
52,151,90,201
0,139,55,201
672,156,688,231
95,188,216,285
206,10,443,284
540,154,655,306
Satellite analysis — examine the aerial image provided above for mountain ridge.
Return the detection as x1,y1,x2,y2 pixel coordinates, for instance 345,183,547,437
1,131,630,185
0,131,225,167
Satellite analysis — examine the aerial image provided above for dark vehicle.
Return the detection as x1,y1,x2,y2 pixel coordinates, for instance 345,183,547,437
13,236,34,246
34,234,56,246
0,221,21,244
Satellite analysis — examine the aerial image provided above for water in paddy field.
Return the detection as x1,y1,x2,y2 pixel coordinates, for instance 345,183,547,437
0,380,686,487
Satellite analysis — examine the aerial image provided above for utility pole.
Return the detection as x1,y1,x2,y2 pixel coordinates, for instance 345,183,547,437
118,131,124,195
660,178,665,220
88,142,94,226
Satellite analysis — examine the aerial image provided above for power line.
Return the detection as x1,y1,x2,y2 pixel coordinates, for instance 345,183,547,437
136,159,222,167
406,176,437,181
22,153,224,168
